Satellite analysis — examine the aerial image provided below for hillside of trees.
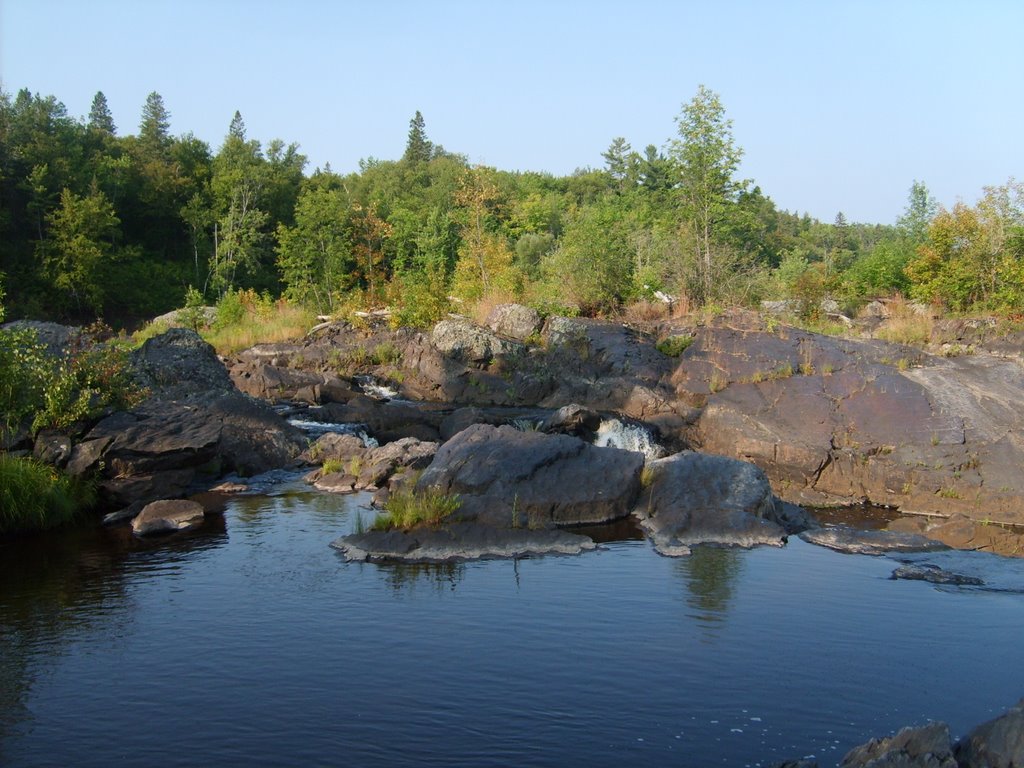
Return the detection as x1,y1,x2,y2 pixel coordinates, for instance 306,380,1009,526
1,85,1022,328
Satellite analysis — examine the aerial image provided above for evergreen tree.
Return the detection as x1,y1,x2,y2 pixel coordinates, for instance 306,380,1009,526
139,91,170,153
403,110,432,164
88,91,116,135
229,110,246,140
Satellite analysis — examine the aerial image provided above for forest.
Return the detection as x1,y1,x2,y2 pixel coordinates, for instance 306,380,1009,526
1,84,1023,328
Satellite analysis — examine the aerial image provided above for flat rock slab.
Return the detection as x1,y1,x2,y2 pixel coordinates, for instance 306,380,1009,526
890,563,985,586
333,523,596,563
840,721,957,768
131,499,205,536
800,526,949,556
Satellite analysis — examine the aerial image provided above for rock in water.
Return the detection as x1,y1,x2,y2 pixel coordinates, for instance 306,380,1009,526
416,423,644,528
131,499,205,536
839,721,957,768
954,698,1024,768
636,451,788,555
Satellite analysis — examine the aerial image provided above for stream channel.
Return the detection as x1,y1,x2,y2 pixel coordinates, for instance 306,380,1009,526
2,472,1023,767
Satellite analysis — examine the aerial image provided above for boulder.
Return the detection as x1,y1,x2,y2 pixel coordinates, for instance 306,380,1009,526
430,318,525,364
417,424,644,528
131,499,205,536
485,303,542,341
539,403,601,437
131,327,233,397
319,396,442,444
543,316,589,350
65,437,112,477
33,431,72,468
840,721,956,768
954,698,1024,768
635,451,789,556
356,438,439,490
302,432,367,464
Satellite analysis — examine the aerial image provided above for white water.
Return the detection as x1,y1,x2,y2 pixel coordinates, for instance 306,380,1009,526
288,419,379,448
594,418,664,460
353,375,399,400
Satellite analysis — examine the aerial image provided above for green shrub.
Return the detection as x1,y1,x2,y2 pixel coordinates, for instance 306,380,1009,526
372,487,461,531
0,454,95,534
0,325,51,437
656,335,694,357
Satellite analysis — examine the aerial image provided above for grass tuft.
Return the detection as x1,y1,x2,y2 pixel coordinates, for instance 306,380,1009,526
0,454,95,534
371,487,461,531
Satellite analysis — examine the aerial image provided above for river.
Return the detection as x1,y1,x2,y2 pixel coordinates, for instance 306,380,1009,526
1,478,1022,767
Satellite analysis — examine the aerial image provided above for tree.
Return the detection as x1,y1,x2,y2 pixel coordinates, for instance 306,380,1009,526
228,110,246,140
139,92,171,155
88,91,116,135
42,186,121,314
276,184,353,312
668,85,745,304
602,137,638,193
403,110,432,165
897,180,937,244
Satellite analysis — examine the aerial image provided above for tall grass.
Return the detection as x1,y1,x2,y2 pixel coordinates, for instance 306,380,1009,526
0,454,95,534
372,487,461,531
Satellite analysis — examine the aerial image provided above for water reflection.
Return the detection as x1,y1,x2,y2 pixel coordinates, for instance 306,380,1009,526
379,561,466,593
0,517,228,741
676,546,744,634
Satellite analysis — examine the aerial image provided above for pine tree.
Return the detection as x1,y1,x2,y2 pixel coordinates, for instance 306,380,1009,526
403,110,432,164
88,91,116,134
228,110,246,140
139,91,170,151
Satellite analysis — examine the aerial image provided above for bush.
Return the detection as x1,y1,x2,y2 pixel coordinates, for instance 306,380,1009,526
0,454,95,534
656,335,694,357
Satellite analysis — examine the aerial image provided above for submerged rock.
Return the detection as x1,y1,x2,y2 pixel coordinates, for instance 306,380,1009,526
800,526,949,556
333,523,596,563
131,499,205,536
890,563,985,586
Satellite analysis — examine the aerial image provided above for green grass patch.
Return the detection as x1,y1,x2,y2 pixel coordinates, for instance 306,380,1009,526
372,487,461,531
0,454,95,534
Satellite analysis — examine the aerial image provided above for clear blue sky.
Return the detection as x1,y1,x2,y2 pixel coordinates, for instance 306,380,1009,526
2,0,1022,224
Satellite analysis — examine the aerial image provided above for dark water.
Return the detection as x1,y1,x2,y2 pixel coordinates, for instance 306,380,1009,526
2,482,1022,768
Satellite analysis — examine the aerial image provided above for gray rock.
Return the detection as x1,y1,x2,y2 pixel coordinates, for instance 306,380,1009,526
333,523,596,563
131,328,233,397
636,451,787,556
801,526,949,556
356,438,439,490
33,431,72,468
485,303,542,341
543,316,589,349
417,424,644,528
954,698,1024,768
302,432,367,464
131,499,205,536
891,563,984,586
430,318,525,363
840,721,956,767
539,403,602,437
65,437,112,477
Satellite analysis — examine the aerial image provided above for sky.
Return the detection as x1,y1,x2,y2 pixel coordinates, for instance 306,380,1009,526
2,0,1022,224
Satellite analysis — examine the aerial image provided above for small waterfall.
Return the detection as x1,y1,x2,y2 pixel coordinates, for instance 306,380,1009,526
287,419,379,448
354,375,400,401
593,418,664,460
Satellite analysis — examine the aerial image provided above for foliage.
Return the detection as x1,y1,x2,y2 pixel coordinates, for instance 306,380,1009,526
32,336,146,433
372,487,462,530
0,324,51,437
656,335,694,357
203,289,315,355
0,454,96,534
